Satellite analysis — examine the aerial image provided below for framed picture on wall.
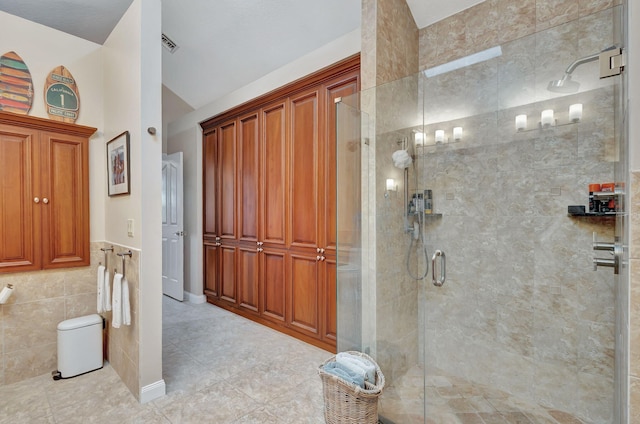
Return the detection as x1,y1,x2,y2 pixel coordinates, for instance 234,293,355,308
106,131,130,196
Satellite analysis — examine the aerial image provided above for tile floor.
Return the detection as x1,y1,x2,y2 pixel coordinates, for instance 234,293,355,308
0,297,589,424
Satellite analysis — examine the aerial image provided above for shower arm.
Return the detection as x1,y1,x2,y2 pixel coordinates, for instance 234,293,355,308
563,52,600,76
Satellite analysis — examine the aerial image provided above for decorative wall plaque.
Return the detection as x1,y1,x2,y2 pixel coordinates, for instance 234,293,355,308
0,51,34,114
44,65,80,123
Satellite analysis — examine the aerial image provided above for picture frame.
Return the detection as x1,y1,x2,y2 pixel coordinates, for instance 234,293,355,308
106,131,130,196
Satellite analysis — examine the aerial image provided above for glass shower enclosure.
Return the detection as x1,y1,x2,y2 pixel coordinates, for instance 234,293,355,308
336,4,626,424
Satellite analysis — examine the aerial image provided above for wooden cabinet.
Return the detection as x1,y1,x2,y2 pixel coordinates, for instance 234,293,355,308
202,55,359,351
0,112,95,274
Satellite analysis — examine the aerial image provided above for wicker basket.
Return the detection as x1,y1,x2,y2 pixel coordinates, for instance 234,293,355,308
318,351,385,424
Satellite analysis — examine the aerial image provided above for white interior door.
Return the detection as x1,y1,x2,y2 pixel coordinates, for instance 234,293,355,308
162,152,184,300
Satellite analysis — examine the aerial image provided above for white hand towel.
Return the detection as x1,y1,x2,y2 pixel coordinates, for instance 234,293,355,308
96,265,105,313
112,273,123,328
336,352,376,383
104,269,112,312
122,277,131,326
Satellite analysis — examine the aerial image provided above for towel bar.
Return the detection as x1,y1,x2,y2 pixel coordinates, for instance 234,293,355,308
116,250,132,276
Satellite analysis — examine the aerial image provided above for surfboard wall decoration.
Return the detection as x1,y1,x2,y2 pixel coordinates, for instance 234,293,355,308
44,65,80,123
0,51,34,115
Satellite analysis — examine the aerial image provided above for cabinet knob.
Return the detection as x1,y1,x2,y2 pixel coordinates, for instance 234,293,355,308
43,198,49,204
321,256,326,261
34,197,40,204
317,256,321,261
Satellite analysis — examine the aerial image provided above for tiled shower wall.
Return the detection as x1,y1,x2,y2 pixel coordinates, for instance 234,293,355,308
0,242,141,399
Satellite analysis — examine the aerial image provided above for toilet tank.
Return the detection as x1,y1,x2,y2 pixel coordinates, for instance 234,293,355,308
56,314,104,379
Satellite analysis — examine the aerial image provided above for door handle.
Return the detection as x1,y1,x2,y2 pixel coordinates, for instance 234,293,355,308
174,231,184,236
432,250,446,287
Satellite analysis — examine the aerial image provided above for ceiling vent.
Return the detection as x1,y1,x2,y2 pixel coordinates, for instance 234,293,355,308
161,33,179,53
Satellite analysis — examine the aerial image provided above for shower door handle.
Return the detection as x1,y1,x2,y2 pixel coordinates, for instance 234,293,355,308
432,250,446,287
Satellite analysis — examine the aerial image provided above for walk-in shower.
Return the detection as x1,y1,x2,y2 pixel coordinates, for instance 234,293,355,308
336,3,626,423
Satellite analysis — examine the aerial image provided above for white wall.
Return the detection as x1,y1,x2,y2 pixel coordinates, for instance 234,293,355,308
138,0,164,400
0,11,106,241
166,28,361,300
103,0,164,401
630,1,640,171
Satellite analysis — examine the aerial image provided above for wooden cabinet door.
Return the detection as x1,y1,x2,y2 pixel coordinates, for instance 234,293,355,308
40,131,89,269
203,130,218,239
203,242,219,298
218,120,237,240
322,253,337,343
238,112,259,243
289,252,320,338
219,242,237,304
322,71,359,251
0,124,40,272
261,247,286,323
238,244,259,313
289,88,321,249
261,101,287,249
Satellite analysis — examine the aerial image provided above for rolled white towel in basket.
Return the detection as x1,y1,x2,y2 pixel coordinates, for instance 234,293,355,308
322,361,365,388
336,352,376,383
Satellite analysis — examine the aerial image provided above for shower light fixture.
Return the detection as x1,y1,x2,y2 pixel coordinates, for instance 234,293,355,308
414,131,425,146
515,114,527,131
569,104,582,122
541,109,554,127
435,130,445,143
386,178,396,191
453,127,463,141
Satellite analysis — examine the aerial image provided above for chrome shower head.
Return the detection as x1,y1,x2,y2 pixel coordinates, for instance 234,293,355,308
547,74,580,93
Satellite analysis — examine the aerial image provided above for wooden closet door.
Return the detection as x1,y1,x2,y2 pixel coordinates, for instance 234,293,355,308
289,88,320,249
40,131,89,269
238,112,259,242
0,124,40,272
321,71,360,343
261,101,287,248
218,120,237,240
203,130,218,239
203,241,219,297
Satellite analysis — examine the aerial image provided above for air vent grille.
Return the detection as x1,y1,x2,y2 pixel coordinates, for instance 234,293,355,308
162,33,178,53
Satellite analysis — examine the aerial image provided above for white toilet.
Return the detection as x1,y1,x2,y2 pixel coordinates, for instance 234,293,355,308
53,314,104,380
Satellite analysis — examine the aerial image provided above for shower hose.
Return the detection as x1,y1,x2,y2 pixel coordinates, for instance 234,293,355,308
405,215,429,280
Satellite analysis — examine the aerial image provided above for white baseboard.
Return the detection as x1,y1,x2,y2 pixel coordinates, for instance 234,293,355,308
185,291,206,304
140,379,166,404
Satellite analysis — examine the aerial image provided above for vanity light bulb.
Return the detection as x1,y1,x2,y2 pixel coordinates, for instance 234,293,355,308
414,131,425,146
569,103,582,122
541,109,554,127
515,114,527,131
453,127,462,141
386,178,396,191
435,130,444,143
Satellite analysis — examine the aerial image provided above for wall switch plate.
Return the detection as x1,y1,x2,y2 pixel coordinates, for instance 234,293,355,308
127,219,134,237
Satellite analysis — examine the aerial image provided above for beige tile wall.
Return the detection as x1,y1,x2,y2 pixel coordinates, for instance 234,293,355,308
0,242,140,400
630,171,640,420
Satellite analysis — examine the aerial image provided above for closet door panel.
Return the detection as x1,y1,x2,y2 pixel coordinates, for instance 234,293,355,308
218,121,237,240
239,113,259,242
261,102,287,247
238,245,259,312
219,244,237,303
323,74,359,251
289,90,319,248
289,253,319,336
0,125,39,272
261,249,286,323
203,242,219,297
41,132,89,268
323,255,337,342
203,130,217,238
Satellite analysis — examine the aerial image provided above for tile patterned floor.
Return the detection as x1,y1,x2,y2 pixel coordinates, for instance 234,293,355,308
0,297,589,424
379,365,589,424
